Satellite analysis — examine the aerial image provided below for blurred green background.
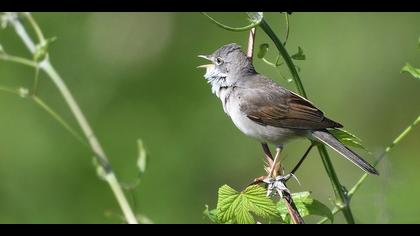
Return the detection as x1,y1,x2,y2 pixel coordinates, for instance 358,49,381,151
0,12,419,223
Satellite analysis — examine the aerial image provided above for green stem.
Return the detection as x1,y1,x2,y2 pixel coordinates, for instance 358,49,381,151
0,54,37,67
0,85,19,95
32,96,86,146
23,13,47,44
349,115,420,197
201,12,262,32
318,145,354,223
283,13,290,46
262,58,277,67
318,115,420,224
39,60,138,224
32,66,41,95
259,19,307,97
259,18,355,224
8,13,139,224
318,207,340,224
0,86,85,147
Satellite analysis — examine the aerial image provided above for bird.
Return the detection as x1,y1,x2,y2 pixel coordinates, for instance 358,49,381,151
198,43,378,177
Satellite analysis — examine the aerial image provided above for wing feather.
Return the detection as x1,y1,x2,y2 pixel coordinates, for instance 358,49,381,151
238,76,342,130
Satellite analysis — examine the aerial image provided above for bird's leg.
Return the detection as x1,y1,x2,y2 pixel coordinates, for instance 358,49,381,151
248,143,275,186
268,146,282,178
261,143,274,166
282,143,315,182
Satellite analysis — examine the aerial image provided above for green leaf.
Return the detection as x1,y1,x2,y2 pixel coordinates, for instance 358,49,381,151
204,205,222,223
257,43,269,59
329,128,367,151
291,46,306,60
401,63,420,80
277,191,333,223
136,139,147,176
216,184,278,224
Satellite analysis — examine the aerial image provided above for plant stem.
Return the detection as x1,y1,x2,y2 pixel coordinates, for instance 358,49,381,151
247,26,304,224
0,54,37,67
259,18,355,224
317,145,354,223
283,13,290,46
201,12,261,32
247,28,256,59
259,20,307,97
39,60,138,224
32,95,86,145
8,13,138,224
318,115,420,224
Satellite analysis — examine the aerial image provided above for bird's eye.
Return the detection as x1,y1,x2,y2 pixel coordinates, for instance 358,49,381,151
215,57,224,65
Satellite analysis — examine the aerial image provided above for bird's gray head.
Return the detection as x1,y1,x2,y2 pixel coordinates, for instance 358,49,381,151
198,43,255,95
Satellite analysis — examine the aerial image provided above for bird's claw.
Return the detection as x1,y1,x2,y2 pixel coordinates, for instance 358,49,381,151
263,173,301,197
263,175,290,198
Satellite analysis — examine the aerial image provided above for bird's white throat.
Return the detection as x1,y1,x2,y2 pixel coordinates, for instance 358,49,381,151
203,67,229,97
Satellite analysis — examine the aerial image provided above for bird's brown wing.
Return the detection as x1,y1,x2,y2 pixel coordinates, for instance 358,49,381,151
238,79,342,130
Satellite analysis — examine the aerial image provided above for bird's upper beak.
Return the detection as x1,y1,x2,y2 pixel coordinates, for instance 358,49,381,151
197,55,214,69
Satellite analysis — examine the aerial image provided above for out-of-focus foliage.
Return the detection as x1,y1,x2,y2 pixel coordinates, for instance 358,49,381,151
0,13,419,223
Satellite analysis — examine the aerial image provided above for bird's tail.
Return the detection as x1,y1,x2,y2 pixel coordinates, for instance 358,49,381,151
311,130,378,175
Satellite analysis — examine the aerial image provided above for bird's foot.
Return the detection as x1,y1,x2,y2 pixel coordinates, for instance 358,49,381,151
263,173,301,197
263,175,290,197
248,173,301,197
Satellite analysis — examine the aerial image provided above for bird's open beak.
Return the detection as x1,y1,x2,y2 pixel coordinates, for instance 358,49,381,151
197,55,214,69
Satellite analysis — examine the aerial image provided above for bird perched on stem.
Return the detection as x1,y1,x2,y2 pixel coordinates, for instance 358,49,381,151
198,43,378,177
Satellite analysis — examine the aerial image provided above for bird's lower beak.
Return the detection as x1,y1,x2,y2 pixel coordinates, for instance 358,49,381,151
197,55,214,69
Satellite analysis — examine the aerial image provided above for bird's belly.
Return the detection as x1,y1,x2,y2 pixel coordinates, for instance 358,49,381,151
227,105,302,145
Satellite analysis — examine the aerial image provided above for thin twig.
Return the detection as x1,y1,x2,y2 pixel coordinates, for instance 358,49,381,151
247,28,256,60
0,54,37,67
283,13,290,46
259,18,355,224
201,12,261,32
246,20,304,225
4,13,138,224
263,145,304,224
289,144,314,176
318,115,420,224
31,95,86,145
268,147,281,177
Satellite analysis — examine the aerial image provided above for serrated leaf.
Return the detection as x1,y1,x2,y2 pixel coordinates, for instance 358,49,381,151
291,46,306,60
257,43,269,59
401,63,420,80
136,139,147,176
277,191,333,223
203,205,222,223
216,184,278,224
329,128,367,151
